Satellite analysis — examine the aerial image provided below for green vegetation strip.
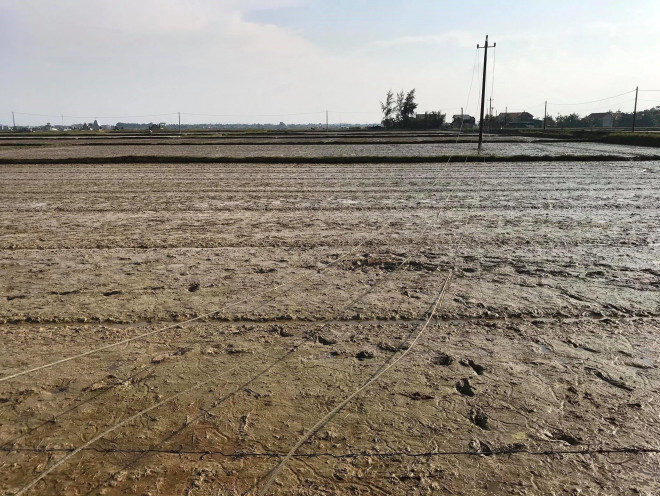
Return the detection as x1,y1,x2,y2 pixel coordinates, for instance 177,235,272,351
1,154,659,165
501,130,660,148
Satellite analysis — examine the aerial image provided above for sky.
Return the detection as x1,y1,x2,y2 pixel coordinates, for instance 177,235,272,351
1,0,659,126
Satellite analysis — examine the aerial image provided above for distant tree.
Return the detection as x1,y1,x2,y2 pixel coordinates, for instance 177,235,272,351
380,90,395,128
380,88,423,128
637,107,660,127
394,90,406,123
556,113,582,129
410,110,445,129
402,89,418,123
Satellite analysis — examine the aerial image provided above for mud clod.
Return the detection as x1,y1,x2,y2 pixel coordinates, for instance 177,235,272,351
102,290,122,297
403,391,434,400
469,439,492,455
317,334,338,346
151,353,174,363
188,283,200,292
6,294,27,301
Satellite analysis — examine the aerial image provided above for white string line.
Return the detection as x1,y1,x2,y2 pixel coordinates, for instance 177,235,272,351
90,132,470,484
81,171,459,493
11,236,427,496
256,226,468,495
254,158,475,495
2,159,450,422
12,164,457,494
13,244,427,493
10,93,472,490
11,360,249,496
0,233,381,383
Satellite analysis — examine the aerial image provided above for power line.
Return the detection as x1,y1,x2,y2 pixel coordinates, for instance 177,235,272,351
549,89,635,106
13,112,177,119
181,111,324,118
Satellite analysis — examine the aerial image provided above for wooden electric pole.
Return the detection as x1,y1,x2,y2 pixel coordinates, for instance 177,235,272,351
326,110,329,131
12,111,16,131
178,112,181,134
632,86,638,132
477,35,496,152
543,101,547,130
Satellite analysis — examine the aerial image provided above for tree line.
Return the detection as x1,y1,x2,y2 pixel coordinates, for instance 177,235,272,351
481,106,660,129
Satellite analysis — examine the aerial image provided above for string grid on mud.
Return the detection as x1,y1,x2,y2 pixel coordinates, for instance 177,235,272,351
2,445,658,459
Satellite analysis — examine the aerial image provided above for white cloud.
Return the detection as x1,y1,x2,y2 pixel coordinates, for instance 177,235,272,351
1,0,659,125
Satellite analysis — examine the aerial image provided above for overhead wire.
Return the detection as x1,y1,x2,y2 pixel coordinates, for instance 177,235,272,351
549,89,636,106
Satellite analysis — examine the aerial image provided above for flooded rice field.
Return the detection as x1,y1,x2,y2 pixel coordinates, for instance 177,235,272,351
1,140,660,159
0,134,659,495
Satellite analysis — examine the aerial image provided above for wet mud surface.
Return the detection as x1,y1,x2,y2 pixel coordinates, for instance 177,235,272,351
1,137,659,159
1,143,659,495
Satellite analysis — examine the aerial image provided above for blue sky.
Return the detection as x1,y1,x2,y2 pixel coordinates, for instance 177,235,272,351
1,0,659,126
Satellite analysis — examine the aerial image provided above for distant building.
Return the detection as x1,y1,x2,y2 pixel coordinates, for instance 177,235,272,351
452,114,476,130
586,112,614,128
500,111,541,128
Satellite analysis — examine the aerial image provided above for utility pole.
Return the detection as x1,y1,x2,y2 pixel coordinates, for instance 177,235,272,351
543,101,547,130
178,112,181,135
12,111,16,131
61,114,64,127
326,110,329,132
504,106,508,127
632,86,638,132
461,107,464,131
477,35,496,152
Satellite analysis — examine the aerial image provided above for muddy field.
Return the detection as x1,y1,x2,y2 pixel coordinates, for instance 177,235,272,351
1,140,660,159
0,135,659,495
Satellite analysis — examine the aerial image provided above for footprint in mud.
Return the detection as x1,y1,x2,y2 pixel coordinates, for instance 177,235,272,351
546,430,581,446
356,350,375,360
468,407,489,430
433,352,454,366
456,378,475,397
460,359,486,375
